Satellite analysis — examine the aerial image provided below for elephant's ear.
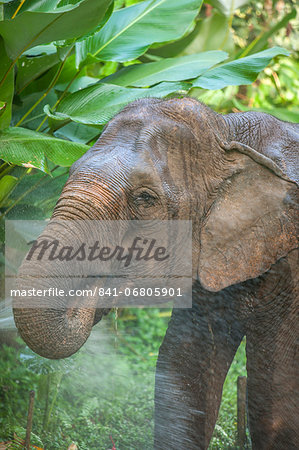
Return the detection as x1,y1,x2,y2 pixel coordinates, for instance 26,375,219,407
198,147,298,292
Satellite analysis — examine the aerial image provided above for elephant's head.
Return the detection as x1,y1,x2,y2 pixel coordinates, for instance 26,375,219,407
13,97,298,359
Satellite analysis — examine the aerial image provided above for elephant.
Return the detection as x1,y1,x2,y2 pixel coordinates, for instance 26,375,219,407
13,97,298,449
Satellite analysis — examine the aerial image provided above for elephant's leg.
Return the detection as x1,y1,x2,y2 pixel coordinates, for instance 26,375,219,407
154,286,245,450
246,252,299,449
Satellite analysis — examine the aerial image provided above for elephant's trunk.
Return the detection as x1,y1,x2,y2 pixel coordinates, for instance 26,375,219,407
13,305,95,359
13,179,118,359
13,222,97,359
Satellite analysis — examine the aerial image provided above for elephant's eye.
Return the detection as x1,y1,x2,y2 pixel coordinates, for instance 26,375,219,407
134,190,157,208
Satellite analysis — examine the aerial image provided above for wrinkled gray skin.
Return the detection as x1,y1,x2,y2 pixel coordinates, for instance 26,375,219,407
13,98,298,449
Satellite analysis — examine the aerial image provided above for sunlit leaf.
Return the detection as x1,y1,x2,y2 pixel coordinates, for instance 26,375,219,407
104,51,228,87
0,0,113,59
75,0,203,67
45,81,189,126
0,127,89,172
193,47,289,90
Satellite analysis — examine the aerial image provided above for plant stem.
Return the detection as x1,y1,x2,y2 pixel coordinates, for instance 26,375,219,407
16,46,74,127
11,0,26,19
21,113,45,126
44,372,63,432
42,375,51,431
25,390,35,450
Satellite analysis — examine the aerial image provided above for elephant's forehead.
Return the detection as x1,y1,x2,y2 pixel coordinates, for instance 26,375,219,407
102,113,197,153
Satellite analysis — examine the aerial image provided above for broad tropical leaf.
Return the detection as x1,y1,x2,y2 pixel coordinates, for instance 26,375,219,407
17,51,60,93
45,82,189,125
104,51,228,87
182,12,234,54
75,0,203,67
193,47,289,90
54,122,101,144
148,20,203,58
0,127,89,173
0,0,113,59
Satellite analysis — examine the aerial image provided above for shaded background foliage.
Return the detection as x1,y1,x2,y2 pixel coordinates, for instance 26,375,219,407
0,0,298,448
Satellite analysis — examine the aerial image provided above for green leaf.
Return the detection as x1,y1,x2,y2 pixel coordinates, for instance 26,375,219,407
75,0,203,67
0,127,89,172
148,20,202,58
45,81,189,125
104,51,228,87
193,47,290,90
17,52,60,93
55,75,99,93
12,91,58,130
23,43,58,56
0,36,13,129
182,12,234,54
0,175,18,204
54,122,101,143
0,0,113,60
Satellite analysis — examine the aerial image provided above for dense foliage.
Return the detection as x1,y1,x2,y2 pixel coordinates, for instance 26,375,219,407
0,0,298,448
0,310,246,448
0,0,297,221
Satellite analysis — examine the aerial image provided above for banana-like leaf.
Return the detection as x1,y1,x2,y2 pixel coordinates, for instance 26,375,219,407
75,0,203,67
0,127,89,173
54,122,101,144
182,11,234,54
0,0,113,59
17,51,60,93
45,81,189,125
104,50,228,87
193,47,290,90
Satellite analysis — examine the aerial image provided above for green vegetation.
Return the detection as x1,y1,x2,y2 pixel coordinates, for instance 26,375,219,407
0,309,246,449
0,0,298,221
0,0,298,448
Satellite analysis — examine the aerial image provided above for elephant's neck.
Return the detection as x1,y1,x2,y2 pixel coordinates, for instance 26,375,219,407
224,111,299,184
224,110,270,150
224,110,299,150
